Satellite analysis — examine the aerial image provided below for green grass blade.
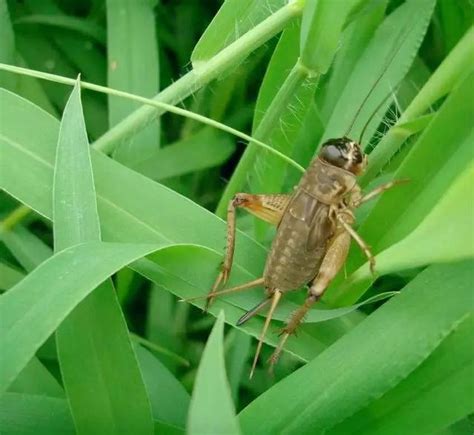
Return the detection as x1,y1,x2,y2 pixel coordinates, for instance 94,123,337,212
8,357,64,398
322,0,436,144
363,25,474,182
14,14,106,45
106,0,160,164
249,23,318,214
0,262,24,290
130,128,235,180
328,314,474,435
1,225,51,272
239,260,473,433
191,0,286,66
318,0,387,122
187,311,240,435
53,80,101,249
300,0,364,73
349,162,474,285
0,393,75,434
135,345,190,430
0,241,164,393
53,81,154,433
91,1,302,154
0,0,15,88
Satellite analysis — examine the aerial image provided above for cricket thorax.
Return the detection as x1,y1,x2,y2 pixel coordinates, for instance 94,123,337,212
298,157,358,205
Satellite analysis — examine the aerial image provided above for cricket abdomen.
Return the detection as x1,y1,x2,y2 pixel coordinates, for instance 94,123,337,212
263,192,333,292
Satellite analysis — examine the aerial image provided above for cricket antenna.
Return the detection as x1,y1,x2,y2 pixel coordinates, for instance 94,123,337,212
358,78,403,146
343,25,413,141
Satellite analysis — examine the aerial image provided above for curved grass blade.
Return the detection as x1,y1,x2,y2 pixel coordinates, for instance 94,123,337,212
239,260,473,434
327,314,474,435
53,80,154,434
106,0,160,164
187,311,241,435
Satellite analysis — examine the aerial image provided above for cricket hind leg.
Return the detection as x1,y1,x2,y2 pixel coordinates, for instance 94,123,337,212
206,193,290,310
268,228,352,371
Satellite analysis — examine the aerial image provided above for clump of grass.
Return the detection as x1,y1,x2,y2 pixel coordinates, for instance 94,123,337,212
0,1,473,434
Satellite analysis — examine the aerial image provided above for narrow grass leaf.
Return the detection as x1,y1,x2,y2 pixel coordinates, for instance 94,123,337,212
250,23,318,206
106,0,160,164
130,128,235,180
363,25,474,183
0,241,166,393
0,262,24,290
300,0,363,73
135,345,190,429
191,0,286,66
0,0,15,88
187,311,241,435
0,393,74,435
8,357,64,398
318,0,387,122
1,225,51,272
327,72,473,305
239,261,473,434
14,14,106,45
53,81,154,433
322,0,436,144
328,314,474,435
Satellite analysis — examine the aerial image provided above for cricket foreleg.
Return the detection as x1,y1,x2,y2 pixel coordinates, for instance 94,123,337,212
335,211,376,275
269,229,352,371
355,179,408,206
206,193,290,310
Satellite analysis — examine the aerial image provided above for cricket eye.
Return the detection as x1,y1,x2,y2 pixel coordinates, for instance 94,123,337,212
319,144,348,169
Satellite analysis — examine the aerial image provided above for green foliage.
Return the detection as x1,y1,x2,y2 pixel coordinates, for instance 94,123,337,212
0,0,473,434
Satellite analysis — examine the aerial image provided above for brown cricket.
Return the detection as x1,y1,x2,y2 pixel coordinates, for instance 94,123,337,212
197,136,403,378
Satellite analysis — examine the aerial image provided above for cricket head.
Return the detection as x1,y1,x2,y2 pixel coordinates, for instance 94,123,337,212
319,137,367,175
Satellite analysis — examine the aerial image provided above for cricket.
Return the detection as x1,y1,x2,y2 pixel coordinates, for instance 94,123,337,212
201,134,404,378
184,55,409,378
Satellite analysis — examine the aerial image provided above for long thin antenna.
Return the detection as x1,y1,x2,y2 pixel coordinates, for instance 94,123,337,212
358,79,403,146
344,23,413,139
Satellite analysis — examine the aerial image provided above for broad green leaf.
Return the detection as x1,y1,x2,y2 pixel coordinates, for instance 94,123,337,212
322,0,436,145
300,0,363,73
0,241,160,392
191,0,286,66
187,311,240,435
239,261,473,434
106,0,160,164
130,128,235,180
53,82,154,433
0,393,74,435
328,314,474,435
